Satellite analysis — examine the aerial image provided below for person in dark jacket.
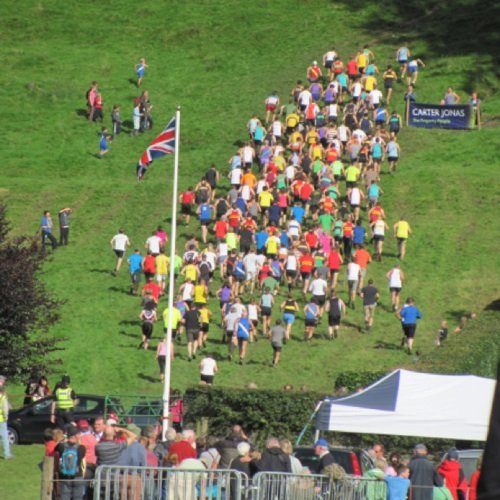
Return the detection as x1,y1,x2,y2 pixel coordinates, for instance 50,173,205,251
253,437,292,473
409,444,443,500
437,449,468,500
216,425,250,469
314,438,335,472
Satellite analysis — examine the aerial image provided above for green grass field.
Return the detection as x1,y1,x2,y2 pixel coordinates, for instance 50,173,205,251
1,0,499,496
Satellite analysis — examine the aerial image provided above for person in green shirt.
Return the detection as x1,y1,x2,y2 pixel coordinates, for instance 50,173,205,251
319,210,334,233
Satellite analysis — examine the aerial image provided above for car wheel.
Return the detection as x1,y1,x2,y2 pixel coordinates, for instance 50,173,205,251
7,427,19,445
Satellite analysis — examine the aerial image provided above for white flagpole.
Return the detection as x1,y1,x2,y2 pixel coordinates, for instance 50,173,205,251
162,106,181,440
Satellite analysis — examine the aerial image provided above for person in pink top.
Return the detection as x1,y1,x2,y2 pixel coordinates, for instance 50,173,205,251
77,420,97,477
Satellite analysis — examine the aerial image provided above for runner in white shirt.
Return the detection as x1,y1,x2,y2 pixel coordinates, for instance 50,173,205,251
247,299,259,341
287,219,301,242
337,124,350,153
298,89,312,111
386,263,405,312
199,355,218,385
180,279,195,303
369,88,383,109
351,81,362,101
217,241,228,277
271,120,284,145
285,253,298,290
370,216,389,261
241,144,255,168
352,128,367,143
285,164,296,184
308,274,329,315
349,187,365,220
239,184,254,202
243,251,260,293
202,246,217,280
255,179,267,195
110,229,130,276
229,167,243,188
346,261,361,308
145,232,162,256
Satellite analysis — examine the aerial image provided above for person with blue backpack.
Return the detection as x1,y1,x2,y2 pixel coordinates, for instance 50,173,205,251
197,201,214,244
55,426,86,500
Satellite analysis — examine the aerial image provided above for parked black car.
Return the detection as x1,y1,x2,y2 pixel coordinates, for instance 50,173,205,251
293,446,374,476
7,394,123,444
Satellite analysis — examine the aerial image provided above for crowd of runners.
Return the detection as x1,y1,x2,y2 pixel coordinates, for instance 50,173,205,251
104,42,444,386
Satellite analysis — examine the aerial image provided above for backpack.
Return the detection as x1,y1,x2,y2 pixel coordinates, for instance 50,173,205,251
60,445,79,477
322,462,347,481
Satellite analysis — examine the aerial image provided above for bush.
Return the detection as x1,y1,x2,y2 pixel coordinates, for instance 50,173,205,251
184,385,326,446
333,371,388,392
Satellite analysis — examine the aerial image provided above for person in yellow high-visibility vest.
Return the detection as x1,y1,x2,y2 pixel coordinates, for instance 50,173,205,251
50,375,76,429
393,216,412,260
0,375,13,459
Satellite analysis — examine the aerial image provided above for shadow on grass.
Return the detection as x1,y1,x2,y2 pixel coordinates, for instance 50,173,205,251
119,330,137,338
89,268,113,275
75,108,87,118
138,373,158,383
119,320,141,326
373,341,401,351
445,309,470,322
484,299,500,311
108,286,132,295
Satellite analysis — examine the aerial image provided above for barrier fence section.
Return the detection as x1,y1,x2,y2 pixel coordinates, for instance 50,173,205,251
93,466,249,500
250,472,390,500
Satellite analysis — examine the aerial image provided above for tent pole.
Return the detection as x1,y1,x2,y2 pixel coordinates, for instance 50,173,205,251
295,400,323,446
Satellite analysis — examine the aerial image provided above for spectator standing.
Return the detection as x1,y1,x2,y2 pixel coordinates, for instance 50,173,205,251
314,439,335,472
40,210,58,250
0,376,13,459
55,426,86,500
58,208,72,246
409,444,443,500
50,375,76,429
254,437,292,473
385,465,411,500
437,449,468,500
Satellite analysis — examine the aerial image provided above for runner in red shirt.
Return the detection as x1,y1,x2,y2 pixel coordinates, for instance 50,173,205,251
346,56,359,81
342,218,355,259
300,181,314,217
327,247,344,289
227,206,243,232
214,217,229,241
179,187,196,225
141,277,162,303
305,228,319,252
353,245,372,293
368,203,385,223
299,252,315,295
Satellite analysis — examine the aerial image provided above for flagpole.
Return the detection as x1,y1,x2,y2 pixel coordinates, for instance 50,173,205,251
162,106,181,440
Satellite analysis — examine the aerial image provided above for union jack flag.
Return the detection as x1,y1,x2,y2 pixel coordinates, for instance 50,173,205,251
137,116,176,178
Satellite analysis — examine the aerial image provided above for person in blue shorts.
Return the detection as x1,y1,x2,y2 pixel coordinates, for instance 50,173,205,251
98,127,110,159
135,57,148,87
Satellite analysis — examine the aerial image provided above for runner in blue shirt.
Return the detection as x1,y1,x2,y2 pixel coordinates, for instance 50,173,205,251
304,299,319,341
397,297,422,354
127,249,144,295
98,127,110,159
235,311,251,365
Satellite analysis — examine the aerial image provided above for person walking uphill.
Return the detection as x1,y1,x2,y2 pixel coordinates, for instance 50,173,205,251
397,297,422,355
58,207,72,246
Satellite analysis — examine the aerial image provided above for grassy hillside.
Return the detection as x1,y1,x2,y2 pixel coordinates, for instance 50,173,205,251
1,0,499,497
1,0,499,400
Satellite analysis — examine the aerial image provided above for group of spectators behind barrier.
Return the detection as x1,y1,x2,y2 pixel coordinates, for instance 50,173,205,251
40,463,425,500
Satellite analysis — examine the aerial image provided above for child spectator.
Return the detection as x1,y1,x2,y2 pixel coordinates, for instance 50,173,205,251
111,105,122,138
435,320,448,346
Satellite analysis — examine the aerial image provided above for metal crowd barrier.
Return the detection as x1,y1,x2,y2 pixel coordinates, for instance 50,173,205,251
93,466,249,500
249,472,389,500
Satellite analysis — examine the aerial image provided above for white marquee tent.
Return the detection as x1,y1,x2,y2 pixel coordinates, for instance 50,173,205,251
316,369,495,441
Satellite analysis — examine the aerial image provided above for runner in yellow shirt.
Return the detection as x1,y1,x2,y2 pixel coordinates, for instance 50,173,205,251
393,217,412,260
155,249,169,292
198,305,213,348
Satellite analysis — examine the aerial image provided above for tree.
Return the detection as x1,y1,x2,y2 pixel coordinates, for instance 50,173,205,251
0,203,63,380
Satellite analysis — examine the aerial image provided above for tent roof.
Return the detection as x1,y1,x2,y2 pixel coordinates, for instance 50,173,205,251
317,369,495,441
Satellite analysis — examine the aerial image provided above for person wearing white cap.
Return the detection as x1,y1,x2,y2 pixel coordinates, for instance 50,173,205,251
0,376,13,459
307,61,322,83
